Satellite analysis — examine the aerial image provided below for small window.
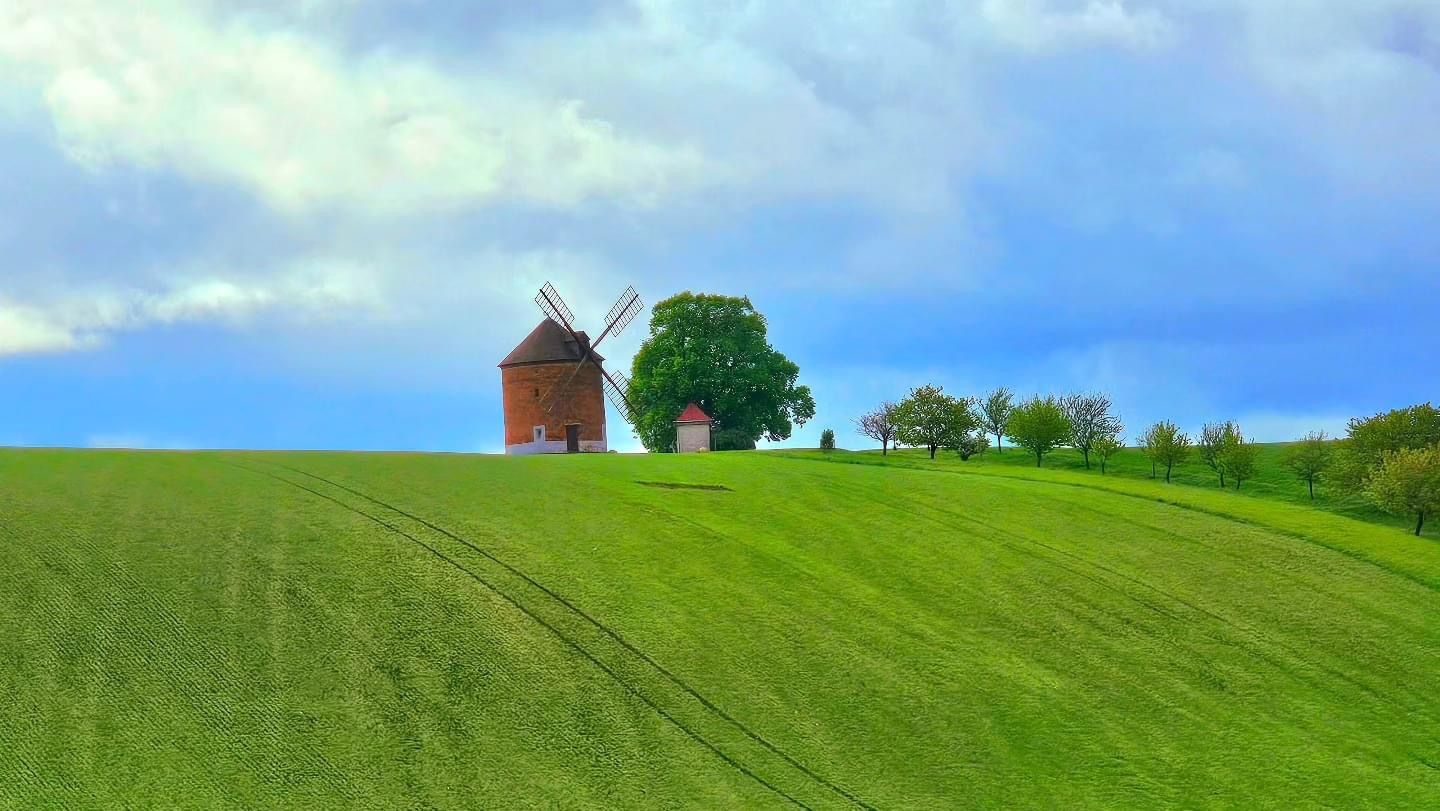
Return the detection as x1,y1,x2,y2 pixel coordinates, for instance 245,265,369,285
533,426,546,443
534,387,540,398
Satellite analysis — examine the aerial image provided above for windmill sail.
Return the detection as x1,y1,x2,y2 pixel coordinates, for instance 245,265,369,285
535,282,577,332
531,282,644,425
602,369,637,424
597,286,643,345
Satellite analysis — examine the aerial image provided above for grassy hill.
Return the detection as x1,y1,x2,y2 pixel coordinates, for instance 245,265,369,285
2,448,1438,808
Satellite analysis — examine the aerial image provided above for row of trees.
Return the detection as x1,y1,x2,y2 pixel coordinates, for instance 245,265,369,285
1130,405,1440,535
855,387,1126,469
856,392,1440,537
855,385,988,461
1131,420,1258,487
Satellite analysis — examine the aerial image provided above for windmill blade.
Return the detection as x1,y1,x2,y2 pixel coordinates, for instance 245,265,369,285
531,280,639,425
590,286,643,350
533,281,601,414
534,282,578,333
601,368,637,424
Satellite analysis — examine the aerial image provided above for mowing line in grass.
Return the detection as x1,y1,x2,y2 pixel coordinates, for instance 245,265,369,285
933,497,1421,717
223,461,839,811
259,460,877,811
0,516,355,804
777,452,1440,593
1041,492,1440,713
822,473,1421,721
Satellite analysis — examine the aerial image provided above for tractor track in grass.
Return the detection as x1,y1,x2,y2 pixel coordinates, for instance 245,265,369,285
265,461,878,811
612,473,1234,733
651,464,1440,770
226,459,876,811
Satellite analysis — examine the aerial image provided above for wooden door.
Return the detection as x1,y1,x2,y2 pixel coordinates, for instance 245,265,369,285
565,424,580,453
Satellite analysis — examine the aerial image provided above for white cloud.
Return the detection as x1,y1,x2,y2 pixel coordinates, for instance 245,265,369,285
1,0,1435,369
0,0,1029,219
484,1,1009,216
0,0,707,214
4,0,1434,224
0,303,90,355
0,263,380,357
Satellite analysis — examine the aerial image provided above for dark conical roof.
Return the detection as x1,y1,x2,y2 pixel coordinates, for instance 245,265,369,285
498,318,604,368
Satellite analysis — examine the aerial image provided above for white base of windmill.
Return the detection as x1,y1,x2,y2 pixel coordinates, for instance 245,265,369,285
505,439,609,455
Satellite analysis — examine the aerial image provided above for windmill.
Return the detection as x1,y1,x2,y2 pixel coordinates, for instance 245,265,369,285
533,281,642,426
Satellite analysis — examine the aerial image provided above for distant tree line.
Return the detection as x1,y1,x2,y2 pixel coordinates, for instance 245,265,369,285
853,391,1440,537
856,387,1124,468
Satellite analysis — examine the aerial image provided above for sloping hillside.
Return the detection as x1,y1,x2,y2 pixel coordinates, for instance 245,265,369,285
2,449,1437,808
788,442,1406,527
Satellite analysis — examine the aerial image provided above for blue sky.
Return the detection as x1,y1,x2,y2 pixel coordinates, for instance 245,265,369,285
1,0,1437,453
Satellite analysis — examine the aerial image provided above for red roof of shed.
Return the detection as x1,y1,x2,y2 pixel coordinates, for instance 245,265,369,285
675,402,713,424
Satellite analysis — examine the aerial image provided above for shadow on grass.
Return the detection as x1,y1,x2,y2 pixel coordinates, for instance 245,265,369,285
635,481,734,492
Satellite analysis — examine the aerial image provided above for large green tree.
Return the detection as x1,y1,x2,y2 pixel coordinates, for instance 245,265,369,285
629,293,816,452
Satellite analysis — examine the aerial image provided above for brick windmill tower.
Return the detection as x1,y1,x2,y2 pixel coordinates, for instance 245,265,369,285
498,283,641,454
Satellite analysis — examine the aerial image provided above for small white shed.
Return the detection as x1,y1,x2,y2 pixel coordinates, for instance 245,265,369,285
674,402,714,453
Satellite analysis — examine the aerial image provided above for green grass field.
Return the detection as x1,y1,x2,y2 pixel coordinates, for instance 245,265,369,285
3,448,1438,808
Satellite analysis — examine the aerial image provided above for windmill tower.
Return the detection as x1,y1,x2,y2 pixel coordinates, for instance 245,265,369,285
498,283,641,454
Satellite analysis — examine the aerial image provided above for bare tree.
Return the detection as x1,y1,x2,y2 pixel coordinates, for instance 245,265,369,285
981,387,1015,453
1061,393,1122,469
856,402,898,456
